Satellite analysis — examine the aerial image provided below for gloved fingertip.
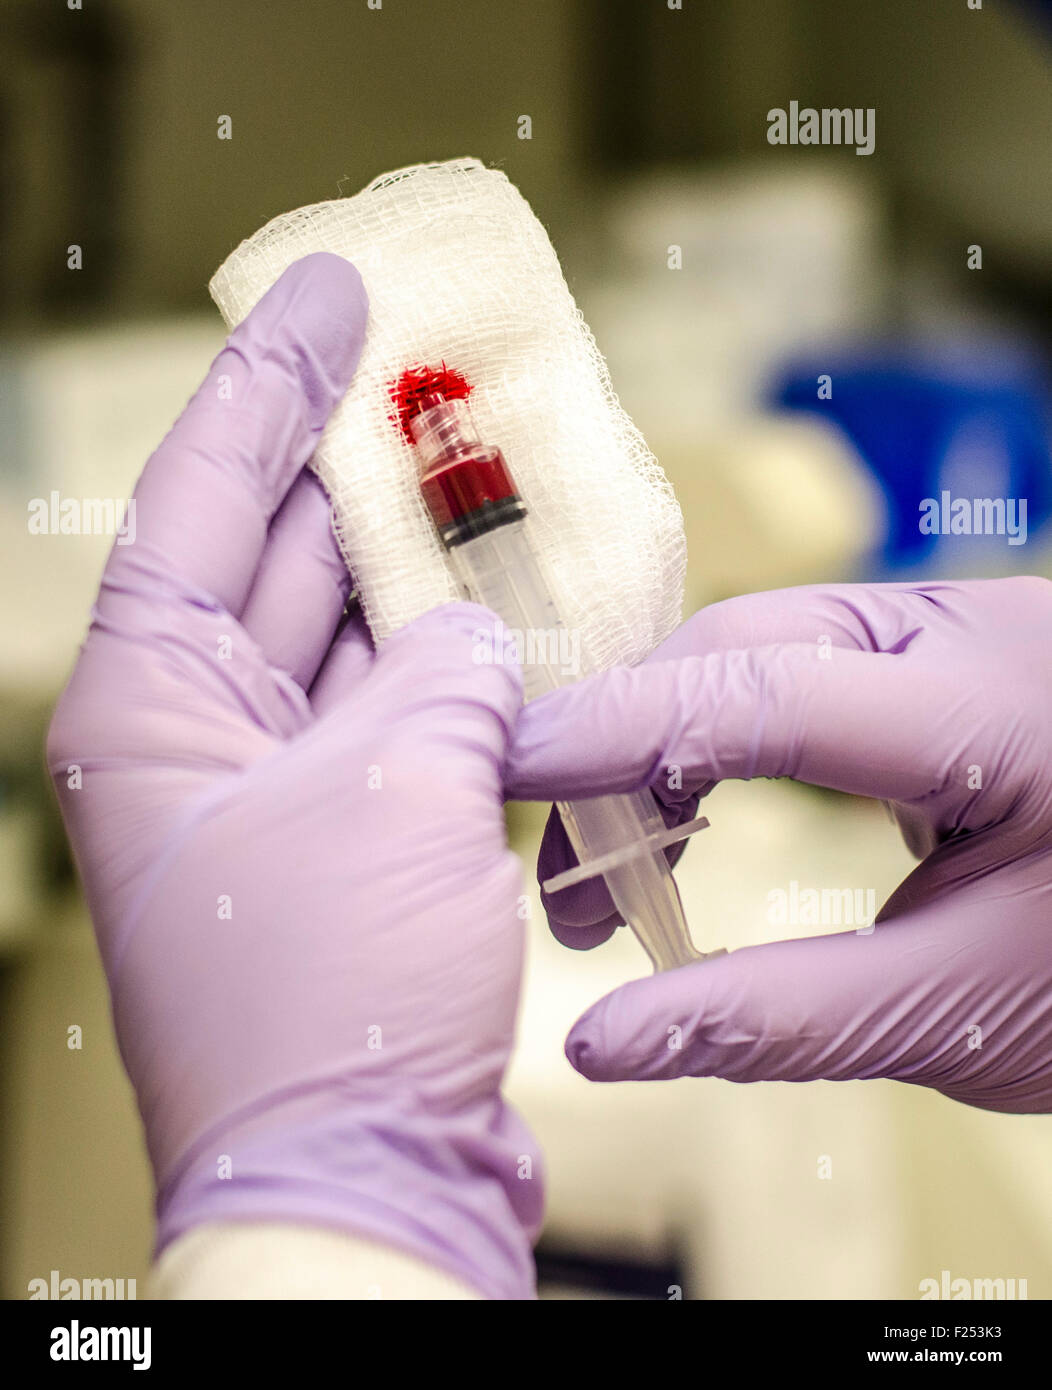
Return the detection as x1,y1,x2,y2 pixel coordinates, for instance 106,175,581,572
565,1005,621,1081
546,915,619,951
280,251,368,323
564,1025,601,1078
539,871,622,931
391,600,511,646
228,253,370,428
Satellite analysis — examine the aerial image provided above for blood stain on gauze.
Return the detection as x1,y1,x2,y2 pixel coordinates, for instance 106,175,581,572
390,363,472,444
209,158,686,673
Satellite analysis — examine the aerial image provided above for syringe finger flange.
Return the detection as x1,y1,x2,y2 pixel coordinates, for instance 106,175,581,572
541,814,709,895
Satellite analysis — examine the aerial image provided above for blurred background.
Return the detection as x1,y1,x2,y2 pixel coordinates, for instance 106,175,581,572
2,0,1051,1300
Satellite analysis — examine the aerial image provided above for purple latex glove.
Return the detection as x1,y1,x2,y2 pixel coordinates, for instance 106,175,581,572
47,253,542,1300
507,579,1052,1115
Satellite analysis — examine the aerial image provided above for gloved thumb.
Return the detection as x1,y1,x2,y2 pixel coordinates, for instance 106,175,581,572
564,889,976,1091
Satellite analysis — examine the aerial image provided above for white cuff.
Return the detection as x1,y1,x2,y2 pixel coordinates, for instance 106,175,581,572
147,1222,482,1300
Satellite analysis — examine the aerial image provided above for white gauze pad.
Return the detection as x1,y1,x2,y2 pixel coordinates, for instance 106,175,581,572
209,158,686,672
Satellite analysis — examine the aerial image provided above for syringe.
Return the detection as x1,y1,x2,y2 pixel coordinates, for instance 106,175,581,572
408,392,712,972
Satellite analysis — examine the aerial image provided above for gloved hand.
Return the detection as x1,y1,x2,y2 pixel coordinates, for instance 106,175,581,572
507,579,1052,1115
47,253,542,1300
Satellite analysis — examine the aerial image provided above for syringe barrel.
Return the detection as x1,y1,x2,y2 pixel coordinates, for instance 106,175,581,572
448,520,703,972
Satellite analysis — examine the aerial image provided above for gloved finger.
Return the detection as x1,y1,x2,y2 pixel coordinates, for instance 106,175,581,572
646,581,948,664
101,253,366,623
240,470,352,690
564,874,1032,1102
304,603,523,782
307,604,376,716
505,641,966,809
534,793,700,947
525,580,919,947
534,809,619,946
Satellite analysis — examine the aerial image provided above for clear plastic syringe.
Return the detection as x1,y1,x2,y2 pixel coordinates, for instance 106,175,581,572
409,393,711,972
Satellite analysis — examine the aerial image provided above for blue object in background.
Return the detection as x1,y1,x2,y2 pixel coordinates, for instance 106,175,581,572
769,349,1052,573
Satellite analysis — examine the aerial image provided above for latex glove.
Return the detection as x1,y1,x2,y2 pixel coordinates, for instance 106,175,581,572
47,253,542,1300
507,579,1052,1115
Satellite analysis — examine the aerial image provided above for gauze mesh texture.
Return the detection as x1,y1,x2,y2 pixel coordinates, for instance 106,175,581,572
209,158,686,672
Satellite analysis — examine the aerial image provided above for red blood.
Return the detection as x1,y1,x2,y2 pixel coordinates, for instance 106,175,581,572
389,363,472,443
421,448,517,526
390,362,518,527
